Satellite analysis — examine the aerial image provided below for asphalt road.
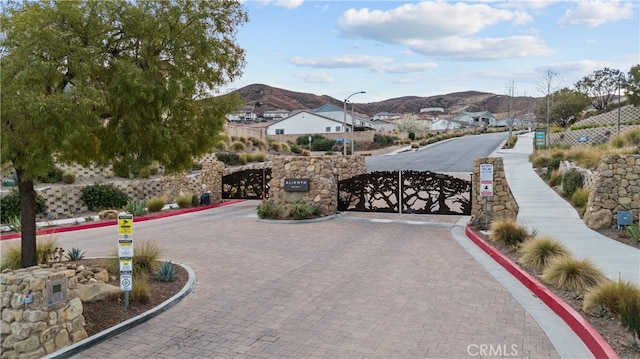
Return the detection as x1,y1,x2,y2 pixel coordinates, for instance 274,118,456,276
365,131,509,173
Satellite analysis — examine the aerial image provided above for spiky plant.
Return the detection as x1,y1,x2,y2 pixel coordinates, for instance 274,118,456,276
153,261,177,282
541,255,607,293
518,236,570,272
489,219,529,246
583,279,640,315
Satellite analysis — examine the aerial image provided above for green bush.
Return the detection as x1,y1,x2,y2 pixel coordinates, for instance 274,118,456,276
546,156,563,179
562,168,584,197
620,294,640,340
81,184,129,211
0,189,48,224
548,170,562,187
230,141,246,152
62,170,76,184
37,165,63,183
125,200,148,216
541,255,606,293
571,187,590,208
146,197,166,213
256,199,280,219
190,194,200,207
215,152,242,165
518,236,570,272
489,219,529,246
289,199,319,220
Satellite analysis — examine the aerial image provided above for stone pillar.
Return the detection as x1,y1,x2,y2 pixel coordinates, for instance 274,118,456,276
471,157,519,225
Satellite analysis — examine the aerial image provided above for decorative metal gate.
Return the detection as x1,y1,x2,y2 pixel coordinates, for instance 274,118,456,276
222,168,271,199
338,170,471,215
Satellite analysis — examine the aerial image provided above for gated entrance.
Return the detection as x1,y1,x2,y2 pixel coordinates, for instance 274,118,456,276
222,168,272,199
338,170,471,215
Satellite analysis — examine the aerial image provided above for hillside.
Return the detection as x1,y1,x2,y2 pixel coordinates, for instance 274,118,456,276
231,84,539,118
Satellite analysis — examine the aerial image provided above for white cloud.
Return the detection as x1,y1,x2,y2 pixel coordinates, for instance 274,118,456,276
289,55,394,68
253,0,303,10
558,0,635,27
294,72,334,84
337,1,549,61
371,62,439,74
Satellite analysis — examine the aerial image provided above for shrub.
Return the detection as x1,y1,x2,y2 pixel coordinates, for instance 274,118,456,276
190,194,199,207
620,294,640,340
541,255,606,293
562,169,583,197
489,219,529,246
230,141,246,152
583,279,640,315
129,272,151,304
0,236,59,270
5,216,21,232
65,247,86,261
248,152,266,162
81,184,129,211
289,199,319,220
548,170,562,187
571,187,590,208
546,156,563,178
176,194,193,209
256,199,280,219
153,261,177,282
62,170,76,184
37,165,63,183
125,200,148,216
146,197,166,213
0,189,47,224
518,236,570,272
301,149,311,156
216,152,241,165
138,167,151,179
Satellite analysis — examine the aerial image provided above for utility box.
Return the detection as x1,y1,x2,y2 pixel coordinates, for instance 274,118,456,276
617,210,633,229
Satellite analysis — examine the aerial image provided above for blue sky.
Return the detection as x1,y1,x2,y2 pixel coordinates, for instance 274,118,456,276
225,0,639,103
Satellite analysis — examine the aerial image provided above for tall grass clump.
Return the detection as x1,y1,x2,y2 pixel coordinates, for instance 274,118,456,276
565,147,604,170
108,240,163,275
571,187,590,208
583,279,640,315
0,236,59,270
541,256,606,293
548,170,562,187
518,236,570,272
146,197,166,213
230,141,246,152
489,219,529,246
129,272,151,304
620,294,640,343
176,194,193,209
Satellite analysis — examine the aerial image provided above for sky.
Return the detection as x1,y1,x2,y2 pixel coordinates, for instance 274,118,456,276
223,0,639,103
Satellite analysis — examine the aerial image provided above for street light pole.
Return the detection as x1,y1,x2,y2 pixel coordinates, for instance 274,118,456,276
343,91,365,155
618,74,626,135
351,101,355,155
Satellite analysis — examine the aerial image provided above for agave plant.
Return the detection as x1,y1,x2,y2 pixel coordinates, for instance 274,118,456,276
153,260,177,282
65,247,86,261
125,200,148,216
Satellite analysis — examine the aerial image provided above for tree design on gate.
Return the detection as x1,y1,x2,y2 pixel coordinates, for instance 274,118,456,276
222,168,271,199
338,171,470,215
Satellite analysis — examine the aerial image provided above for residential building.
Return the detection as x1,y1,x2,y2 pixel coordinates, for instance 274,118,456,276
265,111,350,136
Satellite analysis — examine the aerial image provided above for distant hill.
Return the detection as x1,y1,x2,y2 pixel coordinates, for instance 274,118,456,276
230,83,540,118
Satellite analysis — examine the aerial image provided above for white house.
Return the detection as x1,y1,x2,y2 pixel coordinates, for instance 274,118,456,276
372,112,399,121
371,118,397,133
265,111,351,136
313,103,374,130
430,119,461,131
263,109,290,121
453,111,498,127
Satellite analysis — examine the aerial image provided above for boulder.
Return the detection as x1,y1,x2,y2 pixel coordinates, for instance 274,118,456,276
584,208,613,229
98,210,119,220
76,283,121,303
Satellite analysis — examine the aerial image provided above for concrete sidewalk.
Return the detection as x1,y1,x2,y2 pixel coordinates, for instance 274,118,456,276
493,132,640,284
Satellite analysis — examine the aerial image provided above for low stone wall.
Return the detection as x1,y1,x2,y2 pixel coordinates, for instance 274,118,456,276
583,155,640,229
0,265,88,358
269,155,366,216
470,157,519,224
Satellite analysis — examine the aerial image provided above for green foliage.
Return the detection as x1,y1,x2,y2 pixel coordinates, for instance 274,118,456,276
571,187,590,208
548,170,563,187
627,224,640,243
489,219,529,246
562,168,584,197
65,247,86,261
6,216,22,232
230,141,246,152
620,294,640,340
373,134,397,144
289,199,319,220
146,197,166,213
190,194,200,207
541,255,606,293
626,64,640,107
583,279,640,315
256,199,281,219
518,236,570,272
289,143,302,154
81,184,130,211
1,237,62,270
575,67,625,110
138,167,151,179
176,194,193,209
546,156,563,178
408,132,416,140
153,261,177,282
0,190,47,224
125,200,148,216
130,272,151,304
297,134,335,151
62,170,76,184
37,165,63,184
216,153,242,165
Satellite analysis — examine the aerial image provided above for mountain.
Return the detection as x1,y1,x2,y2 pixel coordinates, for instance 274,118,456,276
230,84,540,118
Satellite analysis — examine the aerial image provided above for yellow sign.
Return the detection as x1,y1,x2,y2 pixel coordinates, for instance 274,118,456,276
118,214,133,235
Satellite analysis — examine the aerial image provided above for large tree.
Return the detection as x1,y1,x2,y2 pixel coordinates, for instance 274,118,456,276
534,88,591,128
574,67,624,110
1,0,247,267
626,64,640,107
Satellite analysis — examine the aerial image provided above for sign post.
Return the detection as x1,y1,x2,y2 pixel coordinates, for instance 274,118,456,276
117,214,134,308
479,164,494,226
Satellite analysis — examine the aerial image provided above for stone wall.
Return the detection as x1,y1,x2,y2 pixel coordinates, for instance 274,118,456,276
470,157,519,224
1,265,88,358
269,155,366,216
583,154,640,229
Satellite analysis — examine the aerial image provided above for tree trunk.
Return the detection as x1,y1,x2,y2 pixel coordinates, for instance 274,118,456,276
17,171,37,268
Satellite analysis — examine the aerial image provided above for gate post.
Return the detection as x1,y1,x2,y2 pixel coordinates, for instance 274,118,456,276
471,157,518,225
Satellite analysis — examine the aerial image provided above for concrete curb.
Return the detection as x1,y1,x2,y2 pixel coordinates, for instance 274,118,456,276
42,262,197,359
257,213,341,224
0,200,244,241
464,225,618,359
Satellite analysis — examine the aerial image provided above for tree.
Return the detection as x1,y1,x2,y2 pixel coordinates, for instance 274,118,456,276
1,0,248,267
575,67,624,110
534,88,591,127
538,68,559,148
504,80,516,138
394,114,429,135
626,64,640,107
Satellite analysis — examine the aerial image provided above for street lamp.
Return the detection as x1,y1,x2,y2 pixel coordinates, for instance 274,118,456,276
617,74,627,135
343,91,365,155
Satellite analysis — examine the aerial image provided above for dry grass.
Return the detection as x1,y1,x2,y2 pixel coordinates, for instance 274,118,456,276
583,279,640,315
541,255,607,293
0,236,59,270
518,236,570,272
489,219,529,246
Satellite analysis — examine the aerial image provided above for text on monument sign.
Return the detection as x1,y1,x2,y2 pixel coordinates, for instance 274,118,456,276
284,178,309,192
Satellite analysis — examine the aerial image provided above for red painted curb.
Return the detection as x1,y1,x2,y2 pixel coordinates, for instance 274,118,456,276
0,200,245,241
464,225,618,359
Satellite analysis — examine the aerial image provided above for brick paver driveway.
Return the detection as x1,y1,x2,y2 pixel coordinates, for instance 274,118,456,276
52,201,557,358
